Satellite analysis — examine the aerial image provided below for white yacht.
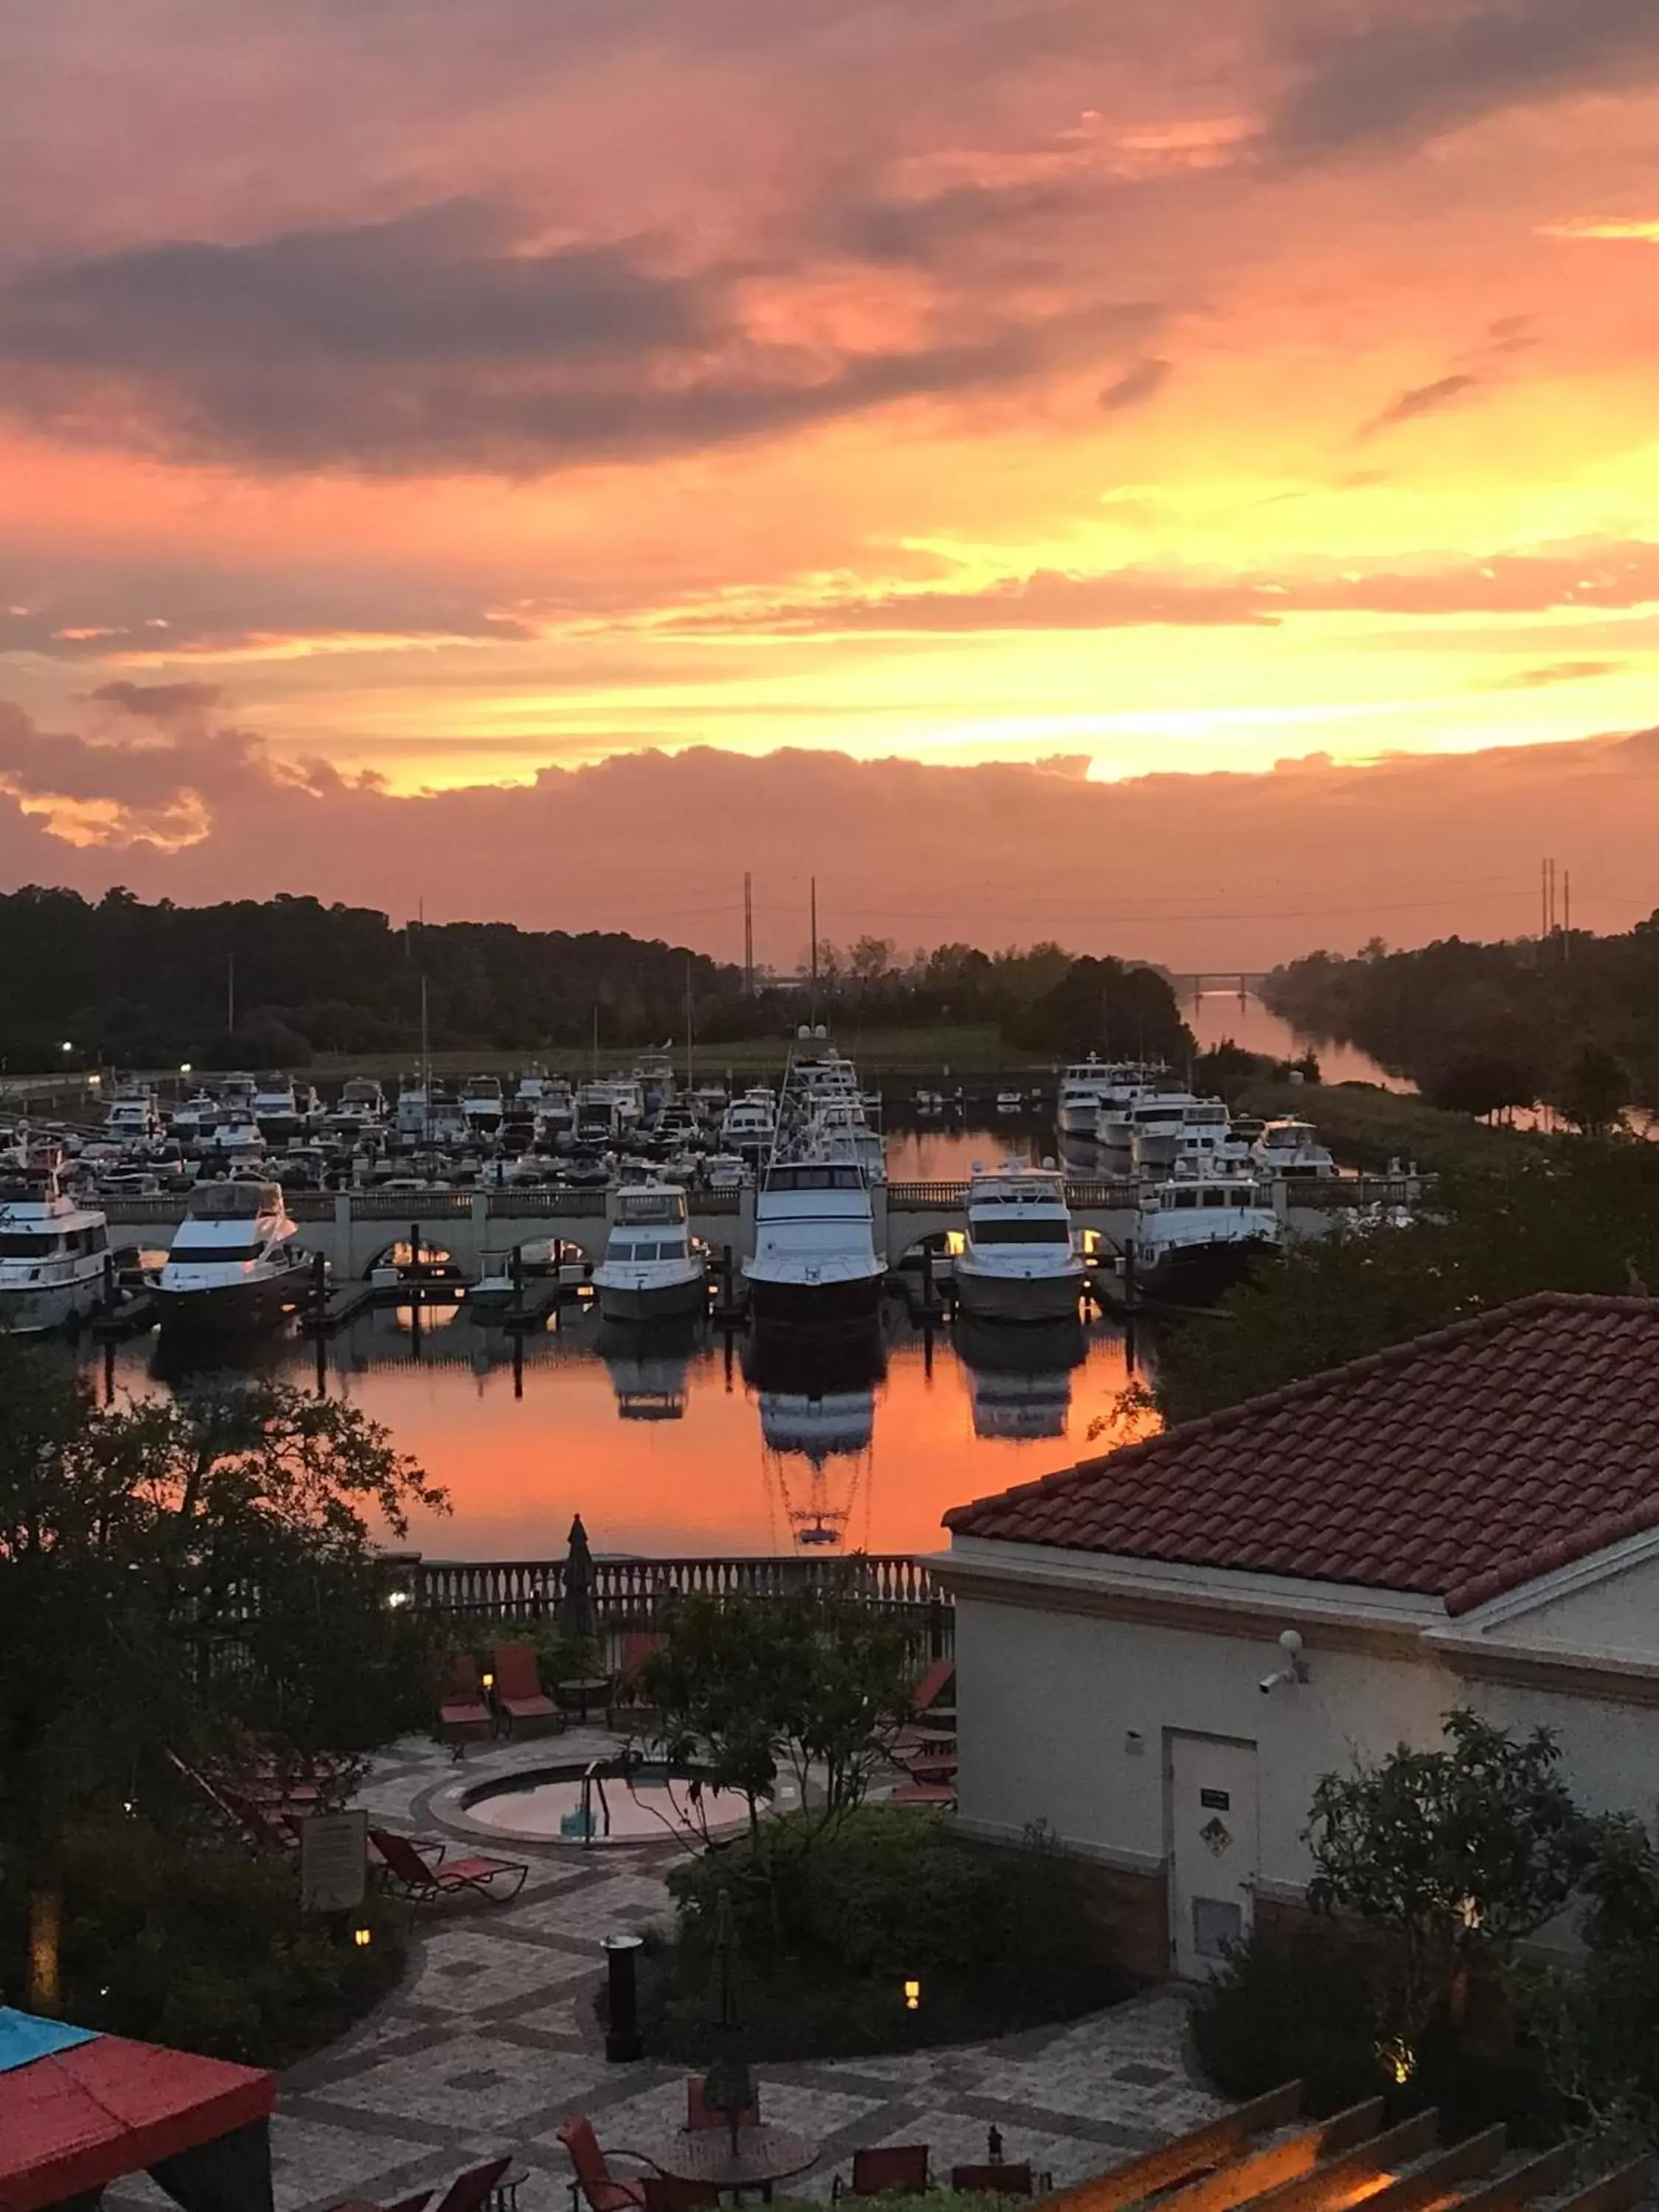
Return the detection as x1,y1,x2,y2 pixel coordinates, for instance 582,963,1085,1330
206,1106,266,1164
150,1180,311,1332
1128,1092,1206,1178
104,1086,160,1144
953,1162,1085,1322
252,1074,305,1142
591,1182,706,1321
1251,1118,1338,1179
721,1090,777,1163
0,1148,111,1333
1131,1173,1282,1305
1093,1063,1172,1153
460,1074,504,1136
702,1151,750,1192
537,1078,577,1146
1057,1056,1119,1138
328,1077,387,1137
170,1088,220,1144
743,1141,883,1326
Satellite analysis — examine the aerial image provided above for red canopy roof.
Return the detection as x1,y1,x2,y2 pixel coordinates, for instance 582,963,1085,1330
0,2028,275,2212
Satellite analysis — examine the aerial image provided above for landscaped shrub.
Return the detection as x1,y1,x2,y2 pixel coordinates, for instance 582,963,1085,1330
1190,1931,1388,2116
645,1809,1129,2061
34,1806,406,2065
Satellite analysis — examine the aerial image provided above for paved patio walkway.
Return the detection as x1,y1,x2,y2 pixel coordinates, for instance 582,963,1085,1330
150,1730,1225,2212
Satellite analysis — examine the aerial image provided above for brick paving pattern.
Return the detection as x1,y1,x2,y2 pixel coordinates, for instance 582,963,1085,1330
118,1729,1223,2212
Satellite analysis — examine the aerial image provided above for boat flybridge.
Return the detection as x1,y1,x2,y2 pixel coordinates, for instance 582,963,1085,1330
0,1147,111,1334
104,1086,159,1142
461,1074,505,1135
591,1181,706,1321
253,1074,305,1142
149,1179,310,1333
1251,1118,1338,1178
953,1161,1085,1322
1132,1170,1282,1305
743,1035,885,1326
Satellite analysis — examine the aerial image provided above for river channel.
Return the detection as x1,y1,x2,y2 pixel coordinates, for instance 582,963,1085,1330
66,997,1396,1562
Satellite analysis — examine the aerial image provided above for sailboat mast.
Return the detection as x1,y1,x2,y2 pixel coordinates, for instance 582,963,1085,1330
809,875,818,1026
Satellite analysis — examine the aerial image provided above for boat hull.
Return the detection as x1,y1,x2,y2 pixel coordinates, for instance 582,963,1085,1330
953,1265,1084,1323
153,1262,312,1335
743,1270,884,1329
596,1273,708,1323
1133,1236,1277,1307
0,1275,105,1335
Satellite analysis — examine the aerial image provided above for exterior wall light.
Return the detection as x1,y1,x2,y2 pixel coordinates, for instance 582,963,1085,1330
481,1671,495,1691
352,1924,373,1949
903,1979,921,2011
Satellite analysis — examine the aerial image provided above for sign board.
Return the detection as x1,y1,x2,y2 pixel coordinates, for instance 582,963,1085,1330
300,1809,369,1915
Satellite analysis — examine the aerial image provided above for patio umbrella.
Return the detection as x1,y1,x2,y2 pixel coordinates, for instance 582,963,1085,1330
558,1514,598,1649
700,1888,755,2155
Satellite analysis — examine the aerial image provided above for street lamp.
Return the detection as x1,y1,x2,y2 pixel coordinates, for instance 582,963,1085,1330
179,1061,192,1077
60,1040,72,1055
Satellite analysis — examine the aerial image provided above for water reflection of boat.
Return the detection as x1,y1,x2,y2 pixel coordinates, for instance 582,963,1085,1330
953,1312,1087,1442
742,1313,885,1549
597,1316,700,1421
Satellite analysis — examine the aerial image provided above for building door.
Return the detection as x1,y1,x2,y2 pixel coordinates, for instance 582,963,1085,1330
1167,1733,1259,1978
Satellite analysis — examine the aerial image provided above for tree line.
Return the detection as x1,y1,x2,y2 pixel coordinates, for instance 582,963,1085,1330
0,886,1193,1069
1262,923,1659,1133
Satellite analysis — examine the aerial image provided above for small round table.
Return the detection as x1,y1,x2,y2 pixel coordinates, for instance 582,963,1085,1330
556,1676,614,1725
653,2126,820,2203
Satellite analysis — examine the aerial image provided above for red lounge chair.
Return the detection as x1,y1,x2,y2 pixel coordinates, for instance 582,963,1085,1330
833,2146,931,2199
557,2117,659,2212
327,2191,437,2212
369,1826,528,1905
441,1653,495,1750
609,1631,668,1729
685,2076,761,2132
950,2166,1040,2197
892,1660,956,1749
493,1644,560,1733
900,1752,959,1784
641,2184,720,2212
432,2160,515,2212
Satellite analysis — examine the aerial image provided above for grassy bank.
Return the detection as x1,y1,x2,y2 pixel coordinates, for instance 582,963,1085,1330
1239,1077,1540,1175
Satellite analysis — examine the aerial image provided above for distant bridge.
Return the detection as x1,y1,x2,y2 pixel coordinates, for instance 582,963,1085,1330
102,1175,1425,1279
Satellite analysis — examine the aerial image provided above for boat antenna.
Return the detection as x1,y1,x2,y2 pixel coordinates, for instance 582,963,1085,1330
809,875,818,1026
420,972,432,1144
685,958,695,1091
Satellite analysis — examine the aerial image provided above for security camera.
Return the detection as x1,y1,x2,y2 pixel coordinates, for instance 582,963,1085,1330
1258,1629,1310,1694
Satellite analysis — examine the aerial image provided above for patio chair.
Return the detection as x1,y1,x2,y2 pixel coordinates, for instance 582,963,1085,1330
557,2117,660,2212
641,2183,720,2212
833,2146,931,2199
440,1653,495,1753
890,1781,956,1809
685,2076,761,2132
892,1660,956,1750
900,1751,959,1784
608,1631,667,1731
950,2166,1043,2197
492,1643,560,1734
431,2160,515,2212
369,1826,529,1905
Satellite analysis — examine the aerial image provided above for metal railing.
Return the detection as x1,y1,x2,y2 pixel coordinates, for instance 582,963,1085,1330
884,1179,1138,1208
414,1551,953,1658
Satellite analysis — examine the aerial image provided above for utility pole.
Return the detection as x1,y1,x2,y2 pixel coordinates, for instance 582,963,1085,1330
1563,869,1571,959
743,872,754,995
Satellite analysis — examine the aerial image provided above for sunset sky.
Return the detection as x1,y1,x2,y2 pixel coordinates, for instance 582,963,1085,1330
5,0,1659,964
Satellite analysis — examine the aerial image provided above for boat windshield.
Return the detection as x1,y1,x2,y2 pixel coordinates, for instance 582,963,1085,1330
766,1166,863,1192
973,1219,1070,1244
616,1194,684,1225
608,1238,689,1261
0,1231,60,1257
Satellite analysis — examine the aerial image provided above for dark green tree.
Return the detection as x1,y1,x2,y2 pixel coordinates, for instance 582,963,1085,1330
0,1349,447,2010
1557,1043,1630,1137
1307,1710,1603,2048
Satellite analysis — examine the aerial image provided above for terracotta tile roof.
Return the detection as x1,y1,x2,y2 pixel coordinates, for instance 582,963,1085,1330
944,1295,1659,1614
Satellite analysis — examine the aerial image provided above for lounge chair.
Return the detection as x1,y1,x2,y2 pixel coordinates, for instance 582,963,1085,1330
326,2191,437,2212
492,1644,560,1734
950,2166,1043,2197
431,2160,515,2212
557,2117,659,2212
900,1751,959,1784
608,1631,667,1731
641,2183,719,2212
833,2146,931,2199
892,1660,956,1749
369,1827,528,1905
685,2076,760,2132
890,1781,956,1808
440,1654,495,1753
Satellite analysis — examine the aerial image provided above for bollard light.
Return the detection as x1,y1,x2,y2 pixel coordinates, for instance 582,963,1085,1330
603,1932,644,2062
481,1670,495,1691
903,1978,921,2011
352,1924,373,1950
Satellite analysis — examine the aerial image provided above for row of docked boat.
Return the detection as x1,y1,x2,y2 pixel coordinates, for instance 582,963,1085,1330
0,1147,308,1337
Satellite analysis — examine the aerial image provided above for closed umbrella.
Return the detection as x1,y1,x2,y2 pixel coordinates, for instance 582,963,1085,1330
559,1513,597,1651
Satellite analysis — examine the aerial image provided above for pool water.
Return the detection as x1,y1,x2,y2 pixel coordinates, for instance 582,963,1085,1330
461,1760,752,1843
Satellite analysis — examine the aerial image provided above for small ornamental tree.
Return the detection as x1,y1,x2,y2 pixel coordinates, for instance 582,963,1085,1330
1305,1709,1602,2045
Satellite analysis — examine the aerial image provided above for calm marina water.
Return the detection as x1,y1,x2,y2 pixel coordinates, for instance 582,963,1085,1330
67,996,1393,1562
